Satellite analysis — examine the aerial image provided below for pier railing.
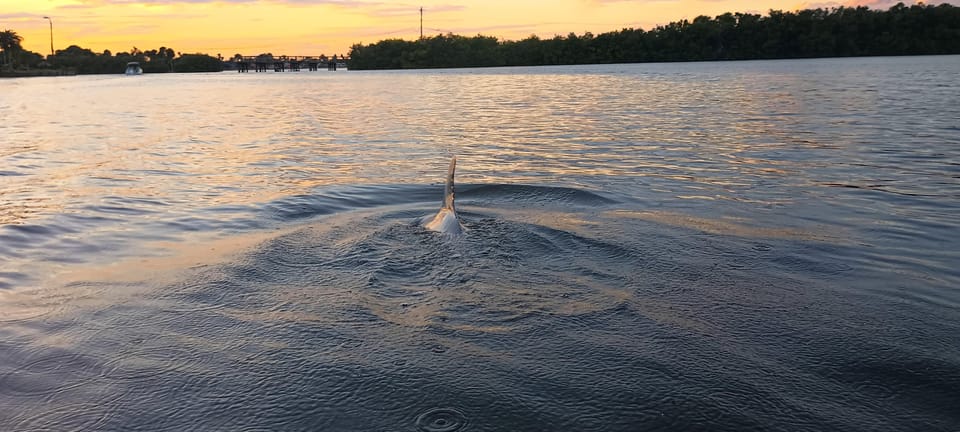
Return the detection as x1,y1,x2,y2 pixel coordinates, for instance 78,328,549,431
234,55,349,72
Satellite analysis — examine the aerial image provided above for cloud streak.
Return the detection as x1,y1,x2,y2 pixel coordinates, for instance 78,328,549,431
69,0,380,5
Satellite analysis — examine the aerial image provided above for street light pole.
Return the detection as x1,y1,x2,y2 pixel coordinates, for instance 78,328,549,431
42,16,53,57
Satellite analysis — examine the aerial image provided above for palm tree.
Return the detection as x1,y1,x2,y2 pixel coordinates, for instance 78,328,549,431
0,29,24,66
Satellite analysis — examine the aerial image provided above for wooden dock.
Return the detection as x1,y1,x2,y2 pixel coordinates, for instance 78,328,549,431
234,55,348,72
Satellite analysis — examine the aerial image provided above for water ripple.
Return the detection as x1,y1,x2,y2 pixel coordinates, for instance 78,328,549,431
0,348,107,398
2,58,959,431
415,407,469,432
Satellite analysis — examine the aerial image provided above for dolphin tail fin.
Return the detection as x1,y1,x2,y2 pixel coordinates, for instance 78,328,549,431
442,156,457,211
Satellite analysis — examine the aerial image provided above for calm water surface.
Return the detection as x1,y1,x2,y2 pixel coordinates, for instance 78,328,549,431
1,57,959,431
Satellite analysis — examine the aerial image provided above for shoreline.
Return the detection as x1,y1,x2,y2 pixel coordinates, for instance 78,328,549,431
0,69,77,78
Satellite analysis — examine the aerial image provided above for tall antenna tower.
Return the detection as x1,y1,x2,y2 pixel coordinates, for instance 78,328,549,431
420,7,423,39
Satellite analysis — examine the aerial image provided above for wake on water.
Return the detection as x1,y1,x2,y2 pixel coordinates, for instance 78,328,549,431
2,158,958,431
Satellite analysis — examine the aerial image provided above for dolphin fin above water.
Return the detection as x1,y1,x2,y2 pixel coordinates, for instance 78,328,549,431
420,156,465,235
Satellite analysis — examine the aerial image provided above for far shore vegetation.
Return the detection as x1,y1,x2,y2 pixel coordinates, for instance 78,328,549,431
2,2,959,76
0,31,224,76
348,2,960,70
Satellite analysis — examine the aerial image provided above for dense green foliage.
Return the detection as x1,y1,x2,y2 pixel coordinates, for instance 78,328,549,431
49,46,222,74
348,2,960,69
1,35,222,74
173,54,225,72
1,30,24,59
0,29,42,69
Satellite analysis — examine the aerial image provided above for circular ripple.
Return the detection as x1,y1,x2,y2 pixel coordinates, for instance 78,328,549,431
0,305,55,323
153,279,233,313
100,349,183,382
416,408,468,432
337,337,364,349
11,401,115,431
0,286,87,323
0,351,106,397
99,340,216,383
343,370,430,416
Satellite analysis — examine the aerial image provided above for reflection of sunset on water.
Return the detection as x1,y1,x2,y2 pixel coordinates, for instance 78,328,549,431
2,59,958,292
1,54,959,431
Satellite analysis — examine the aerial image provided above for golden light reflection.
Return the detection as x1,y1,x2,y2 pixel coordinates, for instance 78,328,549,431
607,209,846,242
72,231,291,286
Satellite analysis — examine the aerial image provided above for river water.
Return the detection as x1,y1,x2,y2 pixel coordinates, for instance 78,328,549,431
1,56,959,431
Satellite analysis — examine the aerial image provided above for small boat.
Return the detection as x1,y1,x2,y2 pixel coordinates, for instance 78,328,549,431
124,62,143,75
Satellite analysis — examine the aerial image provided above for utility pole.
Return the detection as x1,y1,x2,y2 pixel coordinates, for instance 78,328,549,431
42,16,53,57
420,7,423,40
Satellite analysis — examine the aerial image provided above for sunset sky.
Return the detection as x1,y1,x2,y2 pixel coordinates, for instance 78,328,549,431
1,0,949,58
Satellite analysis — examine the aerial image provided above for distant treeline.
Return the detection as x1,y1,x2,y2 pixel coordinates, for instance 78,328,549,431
49,45,223,74
0,34,223,74
347,2,960,70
